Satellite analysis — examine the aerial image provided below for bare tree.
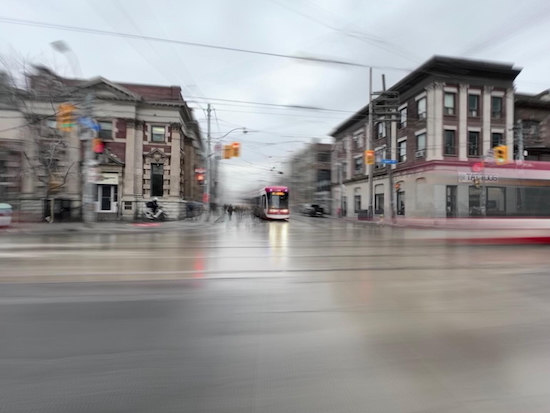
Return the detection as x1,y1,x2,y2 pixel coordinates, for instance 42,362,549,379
0,53,78,202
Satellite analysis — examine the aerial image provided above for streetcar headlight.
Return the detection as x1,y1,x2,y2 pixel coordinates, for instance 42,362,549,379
281,209,288,213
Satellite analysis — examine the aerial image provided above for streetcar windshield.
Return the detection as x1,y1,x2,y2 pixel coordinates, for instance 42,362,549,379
268,192,289,209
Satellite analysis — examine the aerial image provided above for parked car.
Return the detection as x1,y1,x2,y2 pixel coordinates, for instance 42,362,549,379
300,204,324,217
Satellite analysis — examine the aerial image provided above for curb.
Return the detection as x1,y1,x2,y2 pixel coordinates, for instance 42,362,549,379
0,222,209,237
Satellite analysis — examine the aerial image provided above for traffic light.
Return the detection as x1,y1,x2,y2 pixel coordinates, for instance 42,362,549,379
232,142,241,157
494,145,508,165
223,145,232,159
364,150,375,165
92,138,104,154
196,173,205,185
57,103,76,131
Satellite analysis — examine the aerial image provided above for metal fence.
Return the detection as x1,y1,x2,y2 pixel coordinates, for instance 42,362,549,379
3,198,83,223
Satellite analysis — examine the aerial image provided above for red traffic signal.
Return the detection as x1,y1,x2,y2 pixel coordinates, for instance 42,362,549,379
92,138,104,154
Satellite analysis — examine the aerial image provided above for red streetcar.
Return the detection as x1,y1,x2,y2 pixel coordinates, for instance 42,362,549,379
250,186,289,220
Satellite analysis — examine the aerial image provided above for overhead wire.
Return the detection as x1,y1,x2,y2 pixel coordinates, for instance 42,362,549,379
268,0,420,63
0,16,412,71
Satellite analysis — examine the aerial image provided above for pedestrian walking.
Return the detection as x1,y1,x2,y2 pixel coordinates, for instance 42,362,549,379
227,204,234,220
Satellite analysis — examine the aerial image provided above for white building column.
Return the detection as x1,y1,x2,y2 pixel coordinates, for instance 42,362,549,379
123,119,135,197
65,127,81,197
425,84,435,161
483,86,493,156
134,121,144,196
458,84,468,161
432,82,444,160
169,124,181,198
505,88,514,161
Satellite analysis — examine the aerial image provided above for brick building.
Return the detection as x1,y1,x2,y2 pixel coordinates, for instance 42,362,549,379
330,56,550,219
0,66,205,221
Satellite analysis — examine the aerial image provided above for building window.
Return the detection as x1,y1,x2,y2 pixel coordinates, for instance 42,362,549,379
124,201,133,210
491,132,503,148
468,131,480,156
400,108,407,128
151,163,164,196
444,130,456,155
375,146,386,169
444,93,456,115
491,96,503,119
416,133,426,152
354,194,361,213
317,152,330,162
375,193,385,215
354,157,363,175
151,126,166,142
352,131,363,149
398,139,407,163
468,94,479,117
417,97,427,119
376,122,386,139
342,162,348,180
98,121,113,140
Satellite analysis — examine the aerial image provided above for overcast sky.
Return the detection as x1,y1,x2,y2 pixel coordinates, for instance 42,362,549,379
2,0,550,201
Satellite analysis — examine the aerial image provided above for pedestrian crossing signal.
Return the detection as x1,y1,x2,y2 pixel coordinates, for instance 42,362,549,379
494,145,508,164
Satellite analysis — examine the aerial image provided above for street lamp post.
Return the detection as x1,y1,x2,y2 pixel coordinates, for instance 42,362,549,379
50,41,96,225
204,119,247,220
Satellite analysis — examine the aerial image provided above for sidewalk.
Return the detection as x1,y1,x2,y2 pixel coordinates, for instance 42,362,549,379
325,215,550,244
0,219,208,236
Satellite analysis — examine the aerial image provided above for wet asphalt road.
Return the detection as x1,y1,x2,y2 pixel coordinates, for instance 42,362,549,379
2,216,550,412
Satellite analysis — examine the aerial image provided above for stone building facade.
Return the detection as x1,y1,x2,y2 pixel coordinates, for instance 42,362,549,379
0,66,204,221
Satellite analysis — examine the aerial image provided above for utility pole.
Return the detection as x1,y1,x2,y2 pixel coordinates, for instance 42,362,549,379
381,74,397,222
82,93,96,225
517,119,524,161
205,103,211,220
371,78,399,222
339,162,344,217
367,67,374,220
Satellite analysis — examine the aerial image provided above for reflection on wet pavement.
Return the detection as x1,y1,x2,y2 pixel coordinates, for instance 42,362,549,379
2,217,550,412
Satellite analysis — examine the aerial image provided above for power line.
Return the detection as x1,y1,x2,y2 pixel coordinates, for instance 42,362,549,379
187,96,355,114
0,16,410,71
269,0,420,63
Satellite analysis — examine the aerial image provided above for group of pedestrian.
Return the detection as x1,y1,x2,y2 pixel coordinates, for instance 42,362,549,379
222,204,250,220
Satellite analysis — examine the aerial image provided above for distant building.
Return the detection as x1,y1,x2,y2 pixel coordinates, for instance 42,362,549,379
0,66,205,221
289,142,332,211
515,91,550,161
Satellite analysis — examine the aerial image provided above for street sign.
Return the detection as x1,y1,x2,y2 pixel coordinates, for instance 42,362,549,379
381,159,397,165
79,117,100,131
195,168,206,174
458,172,498,183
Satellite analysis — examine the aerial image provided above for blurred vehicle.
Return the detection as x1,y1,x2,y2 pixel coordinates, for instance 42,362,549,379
301,204,324,217
143,199,167,221
248,186,289,220
0,203,12,227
